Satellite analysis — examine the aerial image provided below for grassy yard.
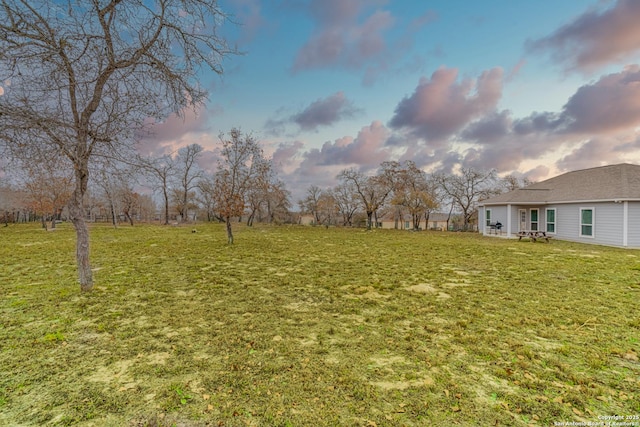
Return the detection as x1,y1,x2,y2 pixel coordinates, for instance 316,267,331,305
0,222,639,426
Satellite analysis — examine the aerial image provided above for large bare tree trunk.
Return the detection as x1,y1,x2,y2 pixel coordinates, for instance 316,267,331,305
163,188,170,225
225,216,234,244
69,166,93,292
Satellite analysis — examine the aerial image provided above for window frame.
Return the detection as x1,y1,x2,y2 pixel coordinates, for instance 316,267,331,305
530,208,539,232
546,208,556,234
580,207,594,238
485,209,492,227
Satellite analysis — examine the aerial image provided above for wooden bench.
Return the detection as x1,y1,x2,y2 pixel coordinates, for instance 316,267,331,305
517,231,552,243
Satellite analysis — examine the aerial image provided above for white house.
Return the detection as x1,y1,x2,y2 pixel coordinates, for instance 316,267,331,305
478,163,640,248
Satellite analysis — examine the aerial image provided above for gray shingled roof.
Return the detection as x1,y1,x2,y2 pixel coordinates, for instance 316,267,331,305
480,163,640,205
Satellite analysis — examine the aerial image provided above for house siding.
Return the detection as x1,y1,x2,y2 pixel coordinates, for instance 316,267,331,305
553,203,624,247
481,201,640,248
627,202,640,247
480,206,509,234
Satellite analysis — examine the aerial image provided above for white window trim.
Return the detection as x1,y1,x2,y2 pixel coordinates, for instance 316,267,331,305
579,207,595,238
530,208,539,231
546,208,556,234
485,209,492,227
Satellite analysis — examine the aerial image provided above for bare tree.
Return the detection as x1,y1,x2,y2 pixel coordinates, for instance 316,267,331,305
94,169,121,228
141,155,175,225
392,161,438,230
246,160,275,227
118,186,139,226
501,174,534,192
213,129,269,244
135,194,157,223
20,155,73,230
435,168,499,231
0,182,27,226
264,180,291,224
196,175,219,222
338,167,395,230
174,144,203,222
0,1,234,291
332,182,360,226
299,185,324,225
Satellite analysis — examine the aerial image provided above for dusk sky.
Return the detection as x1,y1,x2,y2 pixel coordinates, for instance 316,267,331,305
138,0,640,201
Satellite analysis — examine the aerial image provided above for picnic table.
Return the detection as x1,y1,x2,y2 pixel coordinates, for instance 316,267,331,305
517,230,552,243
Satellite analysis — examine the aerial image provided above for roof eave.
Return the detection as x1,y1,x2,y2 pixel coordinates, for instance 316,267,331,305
479,198,640,206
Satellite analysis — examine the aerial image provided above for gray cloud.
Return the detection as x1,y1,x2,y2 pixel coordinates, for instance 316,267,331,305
511,66,640,135
527,0,640,72
265,92,361,135
292,92,360,131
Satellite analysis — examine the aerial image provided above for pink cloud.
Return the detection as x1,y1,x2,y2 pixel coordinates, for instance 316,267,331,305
528,0,640,72
555,137,626,173
136,107,218,157
278,121,394,198
388,67,503,141
293,1,394,72
291,0,434,84
272,141,305,174
560,65,640,133
557,133,640,172
306,120,392,168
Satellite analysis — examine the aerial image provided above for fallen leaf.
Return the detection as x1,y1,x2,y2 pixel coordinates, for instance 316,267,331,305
207,404,213,411
552,396,563,404
452,406,461,412
444,389,450,397
572,408,583,416
203,394,210,400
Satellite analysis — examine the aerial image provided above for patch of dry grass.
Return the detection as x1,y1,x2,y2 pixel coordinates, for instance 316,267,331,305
0,222,639,426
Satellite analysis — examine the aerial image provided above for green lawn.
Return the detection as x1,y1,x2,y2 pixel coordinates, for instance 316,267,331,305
0,223,638,426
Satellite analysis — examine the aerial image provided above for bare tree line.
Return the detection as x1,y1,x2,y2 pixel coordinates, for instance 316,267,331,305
299,162,532,231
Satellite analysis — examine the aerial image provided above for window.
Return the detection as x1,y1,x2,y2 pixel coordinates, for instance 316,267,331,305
546,208,556,233
485,209,492,226
530,209,539,231
580,208,594,237
404,221,410,229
